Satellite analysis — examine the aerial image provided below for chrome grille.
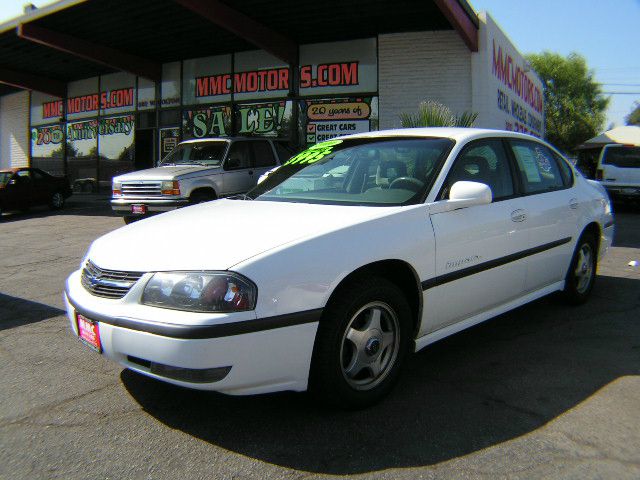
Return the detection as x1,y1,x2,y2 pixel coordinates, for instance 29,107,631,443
121,181,162,197
81,260,145,299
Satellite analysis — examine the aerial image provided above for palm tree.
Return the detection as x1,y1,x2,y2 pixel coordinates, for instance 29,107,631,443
400,100,477,128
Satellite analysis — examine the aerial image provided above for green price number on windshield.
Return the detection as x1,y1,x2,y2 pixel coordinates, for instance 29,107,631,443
285,140,343,165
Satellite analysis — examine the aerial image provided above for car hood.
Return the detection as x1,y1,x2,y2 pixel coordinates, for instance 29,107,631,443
87,199,401,272
114,165,221,181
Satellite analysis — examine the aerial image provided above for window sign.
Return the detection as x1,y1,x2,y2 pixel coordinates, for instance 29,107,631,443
233,50,290,101
98,114,135,187
183,54,232,105
31,125,64,175
65,77,99,120
182,105,232,139
67,119,98,192
299,38,377,97
234,100,293,138
100,72,136,115
301,97,378,145
31,91,63,126
137,77,156,110
161,62,181,108
159,127,180,163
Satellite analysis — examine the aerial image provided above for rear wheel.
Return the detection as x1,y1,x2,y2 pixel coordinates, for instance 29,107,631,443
309,276,412,409
49,191,65,210
123,216,141,224
562,232,597,304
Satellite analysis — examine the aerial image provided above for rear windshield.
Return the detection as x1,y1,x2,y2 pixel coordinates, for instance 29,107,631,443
602,146,640,169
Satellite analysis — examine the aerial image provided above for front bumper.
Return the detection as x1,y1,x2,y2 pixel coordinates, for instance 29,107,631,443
65,269,320,395
111,197,190,215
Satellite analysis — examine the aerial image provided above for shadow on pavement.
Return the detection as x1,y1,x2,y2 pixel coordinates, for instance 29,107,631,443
122,274,640,475
0,293,66,331
612,211,640,249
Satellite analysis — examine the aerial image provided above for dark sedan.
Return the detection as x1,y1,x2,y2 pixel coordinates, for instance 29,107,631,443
0,168,72,217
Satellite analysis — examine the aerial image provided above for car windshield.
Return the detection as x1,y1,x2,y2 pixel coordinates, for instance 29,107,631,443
160,141,228,166
245,137,454,206
0,172,13,186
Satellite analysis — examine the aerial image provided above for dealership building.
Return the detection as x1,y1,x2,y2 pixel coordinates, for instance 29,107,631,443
0,0,544,192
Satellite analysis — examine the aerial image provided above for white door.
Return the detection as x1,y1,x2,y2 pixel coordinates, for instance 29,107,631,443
223,141,256,194
507,139,577,292
423,139,527,335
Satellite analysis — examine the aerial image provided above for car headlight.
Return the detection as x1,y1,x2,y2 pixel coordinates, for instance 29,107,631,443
161,180,180,195
112,181,122,196
141,272,257,312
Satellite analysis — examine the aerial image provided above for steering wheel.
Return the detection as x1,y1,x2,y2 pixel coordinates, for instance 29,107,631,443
389,177,425,192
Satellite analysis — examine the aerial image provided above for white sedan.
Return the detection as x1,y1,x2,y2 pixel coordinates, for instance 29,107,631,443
65,128,614,408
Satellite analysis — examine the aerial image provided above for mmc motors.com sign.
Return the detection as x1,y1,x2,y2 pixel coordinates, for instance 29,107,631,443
41,88,134,119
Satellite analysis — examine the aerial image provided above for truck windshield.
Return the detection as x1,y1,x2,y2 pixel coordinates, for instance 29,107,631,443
602,146,640,168
160,141,228,166
245,137,454,206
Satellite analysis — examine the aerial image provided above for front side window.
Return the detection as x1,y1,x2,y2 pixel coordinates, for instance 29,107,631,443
160,141,228,166
509,140,566,194
246,137,454,206
441,139,514,201
251,141,277,168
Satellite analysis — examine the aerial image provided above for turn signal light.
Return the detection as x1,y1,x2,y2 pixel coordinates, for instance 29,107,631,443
112,181,122,196
161,180,180,195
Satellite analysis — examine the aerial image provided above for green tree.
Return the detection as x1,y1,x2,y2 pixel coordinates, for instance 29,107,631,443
400,100,477,128
526,52,609,152
626,102,640,126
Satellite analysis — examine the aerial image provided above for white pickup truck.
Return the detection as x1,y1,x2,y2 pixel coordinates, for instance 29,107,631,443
111,137,289,223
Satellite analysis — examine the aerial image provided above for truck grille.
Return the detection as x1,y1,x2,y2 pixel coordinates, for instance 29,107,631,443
121,181,163,197
81,260,145,299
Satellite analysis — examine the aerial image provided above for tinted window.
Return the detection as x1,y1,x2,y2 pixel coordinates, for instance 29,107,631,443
602,146,640,168
443,139,514,200
510,140,566,193
226,142,252,170
551,151,574,187
252,141,277,168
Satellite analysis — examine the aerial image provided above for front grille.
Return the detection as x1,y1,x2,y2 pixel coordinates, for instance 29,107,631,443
81,260,145,299
121,181,162,197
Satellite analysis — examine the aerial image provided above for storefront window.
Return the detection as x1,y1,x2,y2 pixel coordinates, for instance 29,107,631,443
98,115,135,189
300,96,378,146
30,125,65,175
182,105,232,139
66,120,98,193
234,100,293,139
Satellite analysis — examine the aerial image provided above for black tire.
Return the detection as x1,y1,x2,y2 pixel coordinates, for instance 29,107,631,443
49,191,65,210
189,190,216,204
309,275,412,409
562,232,597,305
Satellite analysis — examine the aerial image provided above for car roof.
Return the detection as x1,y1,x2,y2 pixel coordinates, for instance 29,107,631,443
338,127,545,143
0,167,22,173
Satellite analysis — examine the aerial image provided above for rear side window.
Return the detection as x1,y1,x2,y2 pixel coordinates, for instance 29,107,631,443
602,146,640,168
509,140,566,194
251,141,277,168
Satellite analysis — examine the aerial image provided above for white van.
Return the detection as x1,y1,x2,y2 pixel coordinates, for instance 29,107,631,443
577,144,640,203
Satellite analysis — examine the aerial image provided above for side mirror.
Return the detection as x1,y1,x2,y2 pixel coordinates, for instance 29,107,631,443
226,157,241,169
429,181,492,214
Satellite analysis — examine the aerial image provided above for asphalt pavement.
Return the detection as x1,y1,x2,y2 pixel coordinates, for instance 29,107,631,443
0,199,639,479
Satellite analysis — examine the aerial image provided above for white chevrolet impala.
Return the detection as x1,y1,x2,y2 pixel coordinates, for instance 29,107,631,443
65,128,614,408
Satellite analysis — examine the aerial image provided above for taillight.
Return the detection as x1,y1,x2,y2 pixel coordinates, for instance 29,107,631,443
595,169,604,180
161,180,180,195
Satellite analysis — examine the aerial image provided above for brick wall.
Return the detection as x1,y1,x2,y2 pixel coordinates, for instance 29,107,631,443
378,31,472,130
0,91,29,169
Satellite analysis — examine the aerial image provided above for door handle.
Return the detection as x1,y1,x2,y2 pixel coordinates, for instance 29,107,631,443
569,198,579,210
511,209,527,222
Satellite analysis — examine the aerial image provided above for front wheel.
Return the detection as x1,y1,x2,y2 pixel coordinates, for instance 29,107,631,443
562,232,597,305
309,276,412,409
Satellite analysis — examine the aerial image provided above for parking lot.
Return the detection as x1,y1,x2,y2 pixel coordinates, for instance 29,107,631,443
1,200,639,480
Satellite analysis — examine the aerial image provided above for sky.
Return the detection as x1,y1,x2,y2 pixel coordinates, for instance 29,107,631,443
1,0,638,131
469,0,640,129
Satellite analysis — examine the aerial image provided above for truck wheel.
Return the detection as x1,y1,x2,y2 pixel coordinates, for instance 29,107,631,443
123,216,141,224
190,190,216,204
